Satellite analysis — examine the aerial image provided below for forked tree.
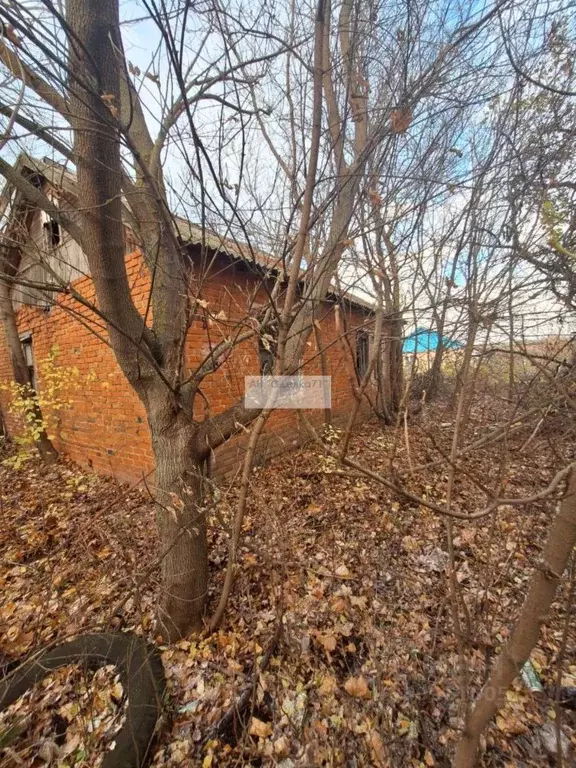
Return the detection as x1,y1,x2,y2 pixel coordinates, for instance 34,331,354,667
0,0,503,639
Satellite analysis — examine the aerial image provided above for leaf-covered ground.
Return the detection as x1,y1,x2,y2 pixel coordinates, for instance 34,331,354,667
1,401,576,767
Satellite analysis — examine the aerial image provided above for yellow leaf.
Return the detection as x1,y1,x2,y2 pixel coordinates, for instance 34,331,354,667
111,682,123,700
424,749,435,766
496,715,508,731
506,690,522,702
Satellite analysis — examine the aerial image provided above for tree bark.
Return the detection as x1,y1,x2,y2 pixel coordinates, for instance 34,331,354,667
67,0,155,391
428,339,445,399
64,0,209,639
454,467,576,768
147,392,208,640
372,214,404,422
428,255,459,400
152,430,208,640
388,313,404,415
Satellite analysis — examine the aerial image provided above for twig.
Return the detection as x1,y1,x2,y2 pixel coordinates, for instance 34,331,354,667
553,553,576,768
404,408,414,475
518,405,552,454
202,616,283,746
454,469,576,768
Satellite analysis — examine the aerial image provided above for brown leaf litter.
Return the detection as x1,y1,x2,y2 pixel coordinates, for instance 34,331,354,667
1,400,575,766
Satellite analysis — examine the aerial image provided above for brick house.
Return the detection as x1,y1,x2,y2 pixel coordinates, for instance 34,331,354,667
0,156,375,483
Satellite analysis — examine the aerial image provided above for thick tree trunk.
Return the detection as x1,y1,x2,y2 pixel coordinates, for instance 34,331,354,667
377,317,404,423
150,412,208,641
454,468,576,767
372,220,404,422
0,281,58,463
65,0,212,640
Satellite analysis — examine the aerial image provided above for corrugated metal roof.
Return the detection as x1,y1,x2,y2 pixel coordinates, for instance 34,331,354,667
2,155,374,313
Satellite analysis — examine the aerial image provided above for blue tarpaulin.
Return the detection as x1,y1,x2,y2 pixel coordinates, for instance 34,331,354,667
403,328,462,354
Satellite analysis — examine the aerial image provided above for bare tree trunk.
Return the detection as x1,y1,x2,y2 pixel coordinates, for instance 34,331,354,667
0,281,58,463
373,345,390,421
460,329,490,435
372,217,404,422
454,468,576,768
66,0,208,640
339,302,385,458
151,413,208,640
451,314,478,411
428,339,445,398
387,241,404,417
428,258,459,400
389,312,404,415
313,321,332,427
374,320,403,423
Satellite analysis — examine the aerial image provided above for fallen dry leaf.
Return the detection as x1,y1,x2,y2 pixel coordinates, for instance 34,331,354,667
368,729,387,765
315,632,337,652
317,675,337,696
335,564,351,578
249,716,273,739
274,735,290,757
0,392,569,768
344,676,370,699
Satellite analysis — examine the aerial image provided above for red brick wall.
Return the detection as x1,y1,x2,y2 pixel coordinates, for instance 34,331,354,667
0,248,372,483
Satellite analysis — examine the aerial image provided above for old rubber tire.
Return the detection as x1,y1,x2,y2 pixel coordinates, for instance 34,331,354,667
0,632,166,768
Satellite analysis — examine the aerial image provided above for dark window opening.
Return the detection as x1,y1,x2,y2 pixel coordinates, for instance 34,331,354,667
21,335,36,390
355,330,370,379
43,218,61,247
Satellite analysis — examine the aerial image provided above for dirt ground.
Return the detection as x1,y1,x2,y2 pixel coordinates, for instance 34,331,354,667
1,398,575,767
